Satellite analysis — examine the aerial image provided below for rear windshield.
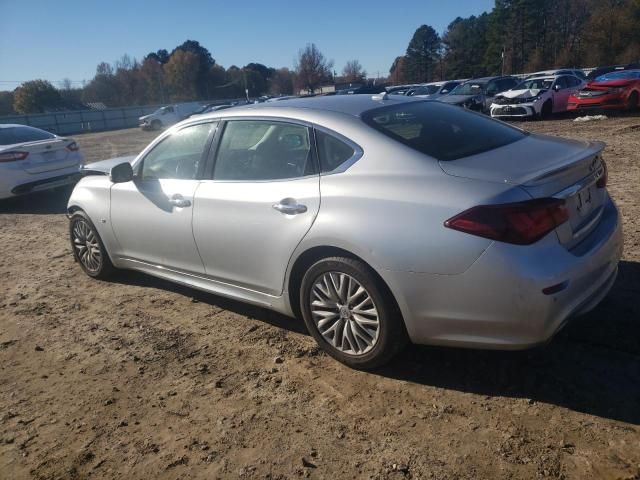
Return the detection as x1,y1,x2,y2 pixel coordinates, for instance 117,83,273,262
0,126,55,146
362,101,526,161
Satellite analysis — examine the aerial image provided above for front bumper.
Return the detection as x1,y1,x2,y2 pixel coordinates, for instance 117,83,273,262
567,94,625,111
382,196,623,349
490,103,538,118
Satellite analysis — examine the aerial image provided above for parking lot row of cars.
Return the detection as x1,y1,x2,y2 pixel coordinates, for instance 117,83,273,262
389,63,640,119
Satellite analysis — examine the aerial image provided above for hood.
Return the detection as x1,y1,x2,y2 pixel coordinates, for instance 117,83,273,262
139,114,151,121
438,133,603,185
438,94,476,105
498,88,545,99
81,155,136,175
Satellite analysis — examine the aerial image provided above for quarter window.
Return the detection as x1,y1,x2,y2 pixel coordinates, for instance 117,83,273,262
315,130,355,172
140,122,215,180
213,121,314,180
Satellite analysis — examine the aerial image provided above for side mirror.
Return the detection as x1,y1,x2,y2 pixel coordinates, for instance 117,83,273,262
109,162,134,183
554,84,561,91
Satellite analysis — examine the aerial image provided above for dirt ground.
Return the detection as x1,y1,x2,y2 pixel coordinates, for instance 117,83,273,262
1,114,639,480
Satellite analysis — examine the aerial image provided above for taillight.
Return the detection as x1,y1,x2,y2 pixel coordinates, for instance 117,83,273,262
445,198,569,245
596,158,607,188
0,151,29,163
66,141,79,152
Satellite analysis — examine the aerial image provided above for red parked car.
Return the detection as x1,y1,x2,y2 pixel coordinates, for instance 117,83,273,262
568,70,640,112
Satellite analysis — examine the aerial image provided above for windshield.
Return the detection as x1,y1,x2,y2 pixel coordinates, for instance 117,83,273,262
595,70,640,81
450,82,485,95
362,101,526,161
515,78,553,90
411,85,440,96
0,126,55,145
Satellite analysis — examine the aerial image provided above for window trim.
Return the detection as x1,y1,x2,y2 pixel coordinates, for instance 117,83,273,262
133,120,219,181
313,125,364,175
205,117,320,183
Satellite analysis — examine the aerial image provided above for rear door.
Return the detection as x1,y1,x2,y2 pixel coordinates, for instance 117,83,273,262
110,121,217,273
193,119,320,296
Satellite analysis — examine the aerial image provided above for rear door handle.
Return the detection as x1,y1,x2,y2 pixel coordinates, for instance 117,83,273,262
272,199,307,215
169,194,191,208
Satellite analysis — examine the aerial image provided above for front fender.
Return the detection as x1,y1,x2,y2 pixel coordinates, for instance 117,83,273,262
67,176,120,262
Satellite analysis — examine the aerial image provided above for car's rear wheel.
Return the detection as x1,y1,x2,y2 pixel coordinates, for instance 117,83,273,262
69,211,114,279
300,257,408,369
626,91,639,111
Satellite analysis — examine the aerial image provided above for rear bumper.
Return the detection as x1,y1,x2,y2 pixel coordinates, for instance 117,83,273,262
383,196,623,349
0,168,82,199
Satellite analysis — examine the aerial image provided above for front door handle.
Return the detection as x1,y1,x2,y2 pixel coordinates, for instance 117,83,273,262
169,194,191,208
272,199,307,215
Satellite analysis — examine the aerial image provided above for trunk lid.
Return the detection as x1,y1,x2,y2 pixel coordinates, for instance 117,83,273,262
1,138,79,174
439,133,607,248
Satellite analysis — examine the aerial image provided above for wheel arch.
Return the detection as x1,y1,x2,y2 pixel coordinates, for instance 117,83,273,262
286,245,405,329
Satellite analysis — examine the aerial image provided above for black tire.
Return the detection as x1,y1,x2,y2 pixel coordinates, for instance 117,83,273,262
540,100,552,119
300,256,408,370
151,119,162,131
626,91,639,111
69,211,115,279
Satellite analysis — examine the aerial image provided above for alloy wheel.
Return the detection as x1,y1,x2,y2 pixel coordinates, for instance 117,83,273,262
309,272,380,355
72,219,102,273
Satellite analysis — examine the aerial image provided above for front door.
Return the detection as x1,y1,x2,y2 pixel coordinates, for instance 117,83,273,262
193,119,320,296
110,121,217,273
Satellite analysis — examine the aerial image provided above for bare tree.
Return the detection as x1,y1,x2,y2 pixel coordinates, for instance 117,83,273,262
294,43,334,93
342,60,367,83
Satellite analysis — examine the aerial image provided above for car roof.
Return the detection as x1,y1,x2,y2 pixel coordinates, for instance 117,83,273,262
213,94,419,118
0,124,28,129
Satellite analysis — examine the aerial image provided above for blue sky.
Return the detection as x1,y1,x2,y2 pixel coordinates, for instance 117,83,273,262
0,0,493,91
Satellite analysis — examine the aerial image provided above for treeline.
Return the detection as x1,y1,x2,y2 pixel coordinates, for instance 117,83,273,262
390,0,640,83
0,40,364,115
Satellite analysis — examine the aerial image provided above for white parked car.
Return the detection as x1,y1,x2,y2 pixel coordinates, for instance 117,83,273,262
0,124,84,200
139,102,203,130
490,75,586,119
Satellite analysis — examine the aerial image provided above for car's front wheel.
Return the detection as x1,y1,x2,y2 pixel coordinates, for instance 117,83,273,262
69,211,114,279
300,257,408,369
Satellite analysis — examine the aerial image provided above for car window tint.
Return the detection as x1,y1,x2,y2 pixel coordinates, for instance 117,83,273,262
214,121,314,181
362,101,526,161
316,130,355,172
555,77,568,89
0,126,55,145
141,122,215,180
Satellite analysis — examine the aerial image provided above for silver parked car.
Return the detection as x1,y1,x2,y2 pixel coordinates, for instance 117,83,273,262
67,95,622,369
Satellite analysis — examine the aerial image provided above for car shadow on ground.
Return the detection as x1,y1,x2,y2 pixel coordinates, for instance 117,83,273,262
111,259,640,425
0,186,73,215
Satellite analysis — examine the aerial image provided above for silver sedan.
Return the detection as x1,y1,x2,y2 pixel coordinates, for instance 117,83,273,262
67,94,623,369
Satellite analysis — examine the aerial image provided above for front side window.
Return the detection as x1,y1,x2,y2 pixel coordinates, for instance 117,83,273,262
140,122,215,180
362,101,526,161
213,121,314,181
316,130,355,172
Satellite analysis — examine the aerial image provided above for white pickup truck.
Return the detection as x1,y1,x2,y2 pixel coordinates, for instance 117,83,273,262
139,102,203,130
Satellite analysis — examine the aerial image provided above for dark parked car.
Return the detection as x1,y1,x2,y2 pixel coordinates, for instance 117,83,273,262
437,76,520,113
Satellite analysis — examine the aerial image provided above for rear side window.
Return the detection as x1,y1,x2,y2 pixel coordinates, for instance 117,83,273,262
213,120,315,181
0,126,55,145
315,130,355,172
362,101,526,161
